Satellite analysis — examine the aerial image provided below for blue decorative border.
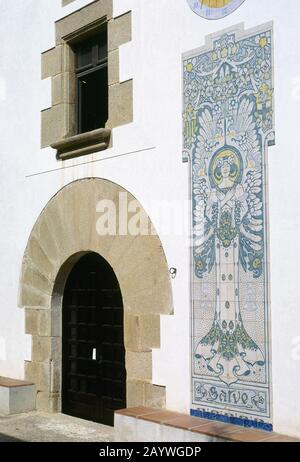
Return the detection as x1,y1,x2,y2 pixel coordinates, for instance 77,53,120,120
190,408,273,432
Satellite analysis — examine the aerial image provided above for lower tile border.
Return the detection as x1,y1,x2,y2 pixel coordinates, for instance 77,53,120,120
190,409,273,432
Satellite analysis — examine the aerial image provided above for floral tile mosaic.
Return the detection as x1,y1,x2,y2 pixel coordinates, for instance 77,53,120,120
183,23,274,431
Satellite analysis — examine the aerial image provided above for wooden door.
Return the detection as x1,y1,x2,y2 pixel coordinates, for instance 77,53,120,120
62,252,126,426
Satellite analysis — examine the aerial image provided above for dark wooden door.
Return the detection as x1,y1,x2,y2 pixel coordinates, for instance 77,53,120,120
62,252,126,426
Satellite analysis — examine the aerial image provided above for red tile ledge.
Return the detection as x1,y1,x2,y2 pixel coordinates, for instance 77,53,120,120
0,376,34,388
115,408,300,443
115,407,158,418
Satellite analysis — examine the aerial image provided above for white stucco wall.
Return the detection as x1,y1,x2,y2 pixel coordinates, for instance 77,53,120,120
0,0,299,437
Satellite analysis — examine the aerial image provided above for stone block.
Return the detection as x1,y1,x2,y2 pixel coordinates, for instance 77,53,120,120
42,44,74,79
25,309,52,337
42,47,62,79
25,309,39,335
52,72,76,106
31,337,51,363
38,362,52,391
25,359,60,395
56,0,113,44
36,391,59,413
61,44,76,73
145,384,166,409
31,219,60,275
19,284,51,309
50,307,61,338
25,360,39,383
108,12,132,52
126,380,145,407
106,234,137,269
126,351,152,381
38,310,52,337
124,279,173,316
31,336,60,363
124,314,160,350
108,49,119,85
62,0,75,6
124,313,140,350
115,235,169,290
57,180,98,251
41,104,66,148
107,80,133,128
140,315,161,349
42,103,76,148
35,391,48,411
50,361,61,394
26,361,51,392
25,235,56,282
21,263,52,296
41,200,72,257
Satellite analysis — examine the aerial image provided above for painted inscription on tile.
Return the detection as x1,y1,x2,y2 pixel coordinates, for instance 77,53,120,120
183,24,274,428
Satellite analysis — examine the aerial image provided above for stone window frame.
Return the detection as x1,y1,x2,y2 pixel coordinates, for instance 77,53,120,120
41,0,133,160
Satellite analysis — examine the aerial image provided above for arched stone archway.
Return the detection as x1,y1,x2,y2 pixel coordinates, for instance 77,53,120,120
19,178,173,413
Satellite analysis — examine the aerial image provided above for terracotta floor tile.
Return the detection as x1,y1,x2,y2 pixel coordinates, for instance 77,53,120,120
163,416,210,430
262,434,300,443
0,376,34,388
192,421,239,437
141,410,183,423
222,429,272,442
115,407,157,418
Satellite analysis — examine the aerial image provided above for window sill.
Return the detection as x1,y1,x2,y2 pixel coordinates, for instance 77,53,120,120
51,128,111,161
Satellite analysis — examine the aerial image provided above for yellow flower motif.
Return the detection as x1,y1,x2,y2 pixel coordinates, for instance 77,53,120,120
201,0,231,6
221,47,228,58
198,169,205,177
259,37,268,48
247,160,256,169
197,260,203,271
212,52,218,61
256,83,273,105
231,45,238,55
186,62,193,72
187,104,194,114
261,83,268,93
253,258,261,269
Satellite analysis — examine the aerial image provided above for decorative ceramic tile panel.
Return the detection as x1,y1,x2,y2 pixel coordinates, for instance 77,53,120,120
183,23,274,431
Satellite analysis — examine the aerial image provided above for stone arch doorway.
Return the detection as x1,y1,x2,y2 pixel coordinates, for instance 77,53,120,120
62,252,126,426
19,178,173,415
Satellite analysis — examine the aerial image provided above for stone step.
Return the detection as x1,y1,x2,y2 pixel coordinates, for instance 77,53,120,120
0,376,36,415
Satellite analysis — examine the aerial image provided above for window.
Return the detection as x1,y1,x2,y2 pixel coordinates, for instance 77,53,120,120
43,6,132,160
73,26,108,134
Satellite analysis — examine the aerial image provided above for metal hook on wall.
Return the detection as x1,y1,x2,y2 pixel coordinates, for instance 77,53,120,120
169,267,177,279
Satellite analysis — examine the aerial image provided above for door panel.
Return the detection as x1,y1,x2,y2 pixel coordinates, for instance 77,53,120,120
62,252,126,426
